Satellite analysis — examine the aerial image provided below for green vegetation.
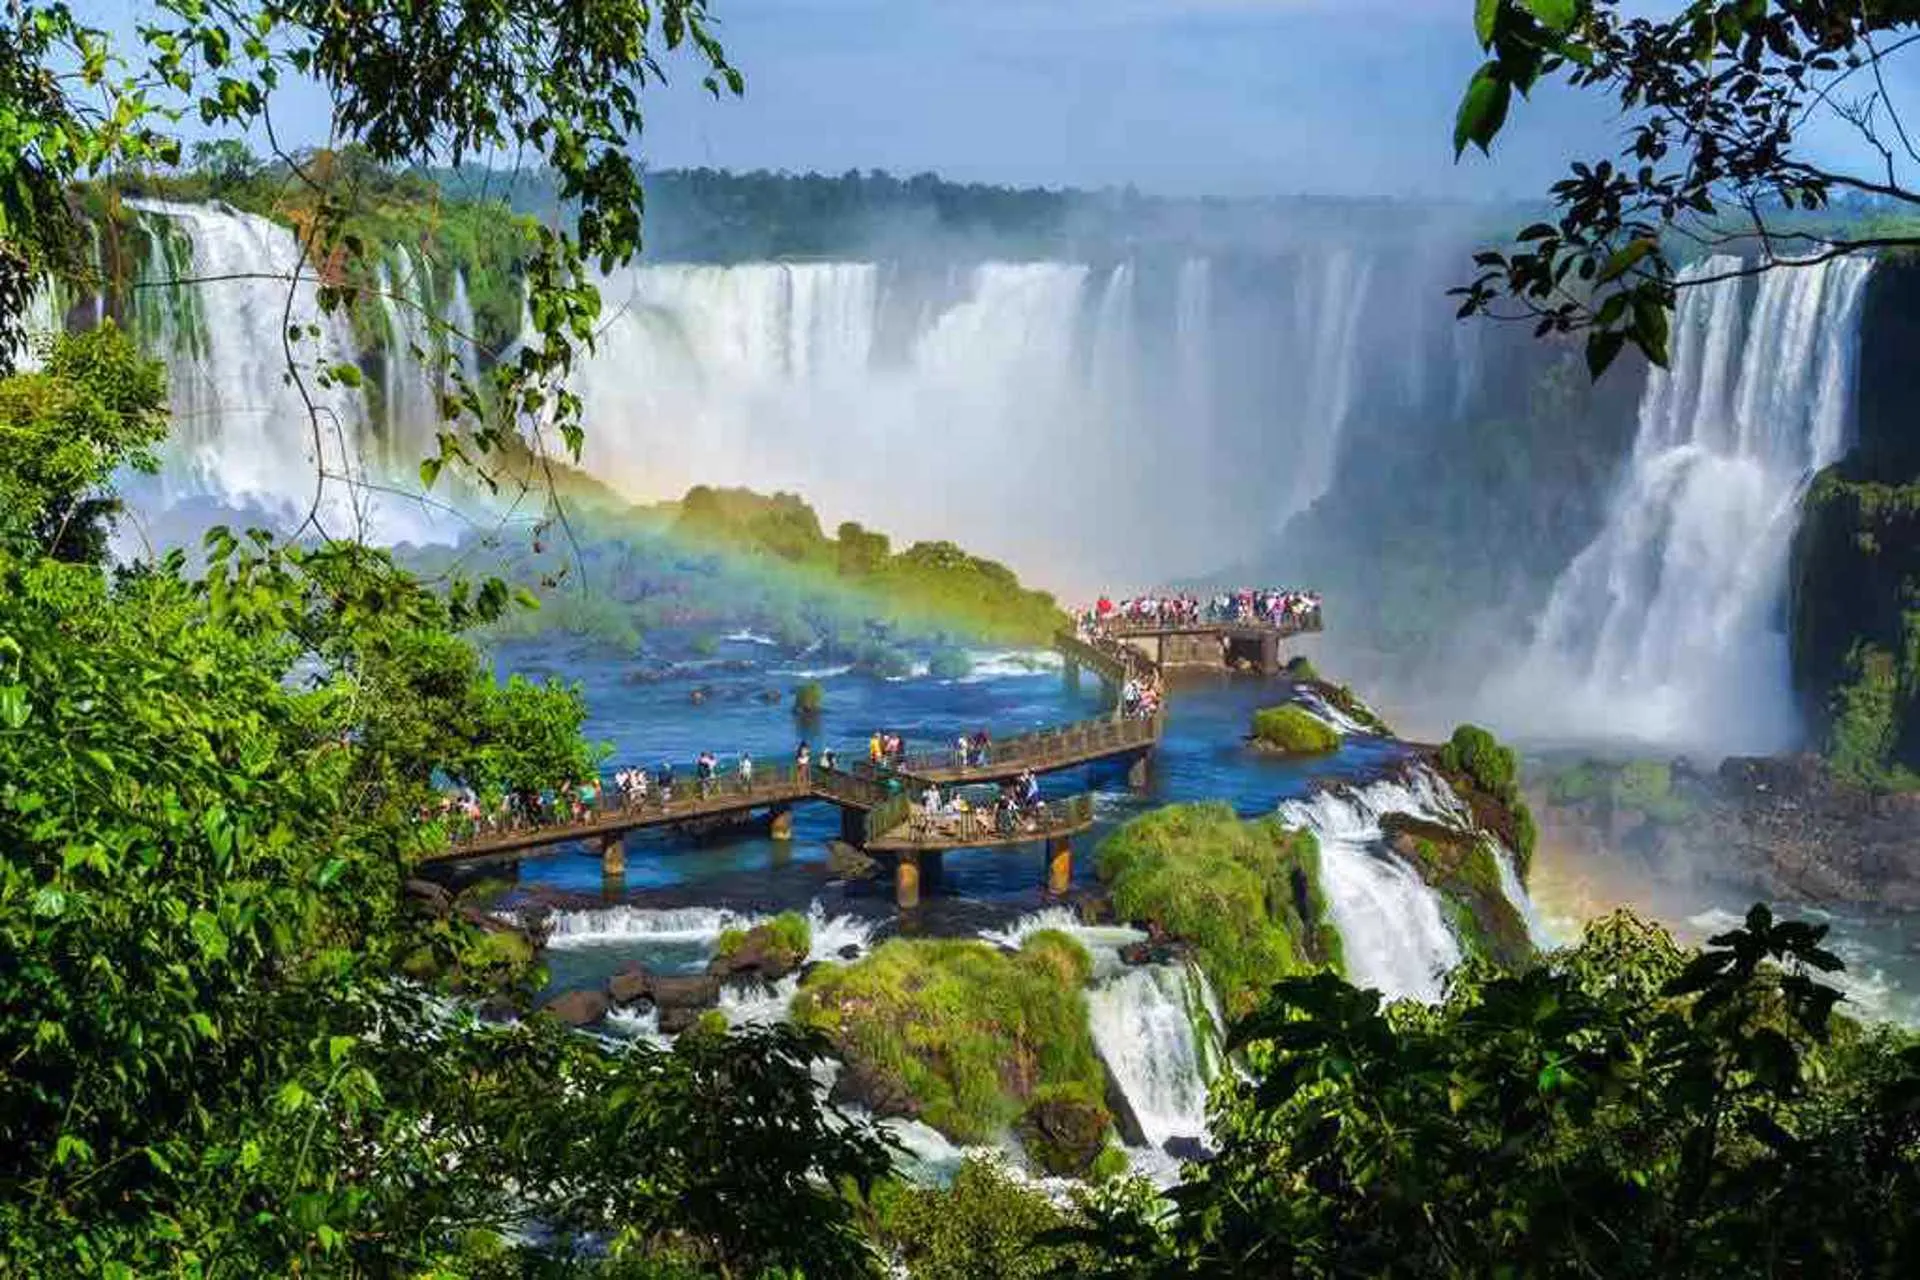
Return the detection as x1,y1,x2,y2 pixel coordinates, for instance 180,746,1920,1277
865,1156,1100,1280
0,326,891,1275
406,485,1068,663
1250,705,1340,755
0,322,167,564
1096,803,1339,1016
794,933,1110,1162
794,680,827,715
1436,723,1539,873
715,912,813,972
1324,681,1394,735
1284,655,1320,682
1381,815,1533,969
1075,905,1920,1277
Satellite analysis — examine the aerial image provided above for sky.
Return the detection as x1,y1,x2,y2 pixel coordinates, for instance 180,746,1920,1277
85,0,1631,201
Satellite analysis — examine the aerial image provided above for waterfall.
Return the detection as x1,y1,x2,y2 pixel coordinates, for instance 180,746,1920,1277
1502,255,1873,753
124,199,377,529
1277,773,1473,1003
1087,961,1223,1151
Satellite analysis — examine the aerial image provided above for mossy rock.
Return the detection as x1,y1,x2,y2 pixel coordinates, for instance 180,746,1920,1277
1095,802,1339,1017
1016,1083,1112,1178
1432,725,1538,877
1250,705,1340,755
710,912,812,980
1380,813,1532,970
793,680,826,714
928,647,973,680
794,934,1105,1146
1284,655,1320,682
1316,680,1394,736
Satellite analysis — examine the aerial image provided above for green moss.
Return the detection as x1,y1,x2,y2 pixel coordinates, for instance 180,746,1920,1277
1384,816,1533,970
794,680,826,714
1325,682,1393,735
1095,803,1337,1017
1284,655,1320,682
1016,1081,1112,1177
1250,705,1339,755
929,648,973,680
1828,643,1920,790
1608,759,1696,824
1549,762,1602,804
714,912,812,970
714,927,749,959
794,935,1107,1146
1435,724,1538,875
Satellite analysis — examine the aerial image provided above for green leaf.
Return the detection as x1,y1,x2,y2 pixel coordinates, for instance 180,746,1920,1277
1476,0,1502,46
1523,0,1578,33
1585,327,1627,378
190,909,229,961
0,684,29,729
419,456,443,491
1597,237,1656,284
1454,63,1512,158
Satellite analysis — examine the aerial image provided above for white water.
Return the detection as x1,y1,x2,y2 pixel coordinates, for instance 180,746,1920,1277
1086,962,1223,1151
543,904,754,948
1277,772,1473,1003
550,253,1391,590
1498,254,1873,754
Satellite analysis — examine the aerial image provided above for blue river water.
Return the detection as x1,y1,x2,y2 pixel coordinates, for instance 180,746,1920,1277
484,634,1408,990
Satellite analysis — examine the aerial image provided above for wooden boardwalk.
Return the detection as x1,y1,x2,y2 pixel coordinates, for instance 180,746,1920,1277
424,607,1319,905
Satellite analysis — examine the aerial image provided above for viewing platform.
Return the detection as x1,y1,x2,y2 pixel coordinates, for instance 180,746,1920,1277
423,598,1320,908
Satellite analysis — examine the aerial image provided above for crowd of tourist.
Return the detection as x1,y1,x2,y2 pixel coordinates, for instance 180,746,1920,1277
910,769,1049,839
1077,588,1322,633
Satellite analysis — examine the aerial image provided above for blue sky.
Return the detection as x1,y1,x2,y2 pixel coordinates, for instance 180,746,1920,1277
83,0,1680,199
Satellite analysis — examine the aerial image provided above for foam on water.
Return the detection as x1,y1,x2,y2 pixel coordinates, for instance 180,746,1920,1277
544,904,752,948
1088,961,1223,1152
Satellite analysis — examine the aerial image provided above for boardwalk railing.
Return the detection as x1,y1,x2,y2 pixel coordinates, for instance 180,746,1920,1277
1094,612,1322,639
901,711,1162,778
878,793,1095,849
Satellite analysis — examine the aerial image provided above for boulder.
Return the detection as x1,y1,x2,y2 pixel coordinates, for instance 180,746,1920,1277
657,1004,710,1036
837,943,863,961
828,1057,923,1121
607,963,653,1007
708,923,806,982
1161,1136,1212,1164
649,973,721,1011
404,878,453,918
1017,1092,1112,1177
827,840,881,881
540,989,609,1028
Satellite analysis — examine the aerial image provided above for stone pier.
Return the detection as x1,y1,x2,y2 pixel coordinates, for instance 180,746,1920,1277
1046,836,1073,896
598,834,625,878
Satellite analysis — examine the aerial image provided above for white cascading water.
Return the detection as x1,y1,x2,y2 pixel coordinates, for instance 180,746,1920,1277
126,199,378,532
1086,961,1224,1152
552,252,1388,590
1500,254,1873,753
1278,769,1490,1003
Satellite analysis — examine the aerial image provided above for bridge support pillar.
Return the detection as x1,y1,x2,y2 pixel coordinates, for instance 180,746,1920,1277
1046,837,1073,897
895,850,922,910
1127,752,1150,791
599,835,626,879
840,806,866,845
1260,632,1281,676
770,805,794,841
1064,657,1080,692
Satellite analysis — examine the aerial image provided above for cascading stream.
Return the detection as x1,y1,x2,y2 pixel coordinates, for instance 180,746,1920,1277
1086,962,1223,1151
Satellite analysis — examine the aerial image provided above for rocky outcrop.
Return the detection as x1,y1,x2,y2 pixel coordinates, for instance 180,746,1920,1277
1380,812,1531,969
1017,1089,1111,1177
607,963,652,1007
403,878,453,918
540,988,610,1027
1533,753,1920,910
829,1057,923,1121
827,840,880,881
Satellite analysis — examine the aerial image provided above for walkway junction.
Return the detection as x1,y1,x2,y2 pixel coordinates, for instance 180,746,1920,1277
424,608,1320,908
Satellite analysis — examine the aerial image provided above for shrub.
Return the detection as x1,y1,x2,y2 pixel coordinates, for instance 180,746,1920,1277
1251,705,1340,755
1549,762,1603,804
928,647,973,680
793,680,826,714
1437,724,1519,801
1096,803,1337,1015
865,1156,1097,1279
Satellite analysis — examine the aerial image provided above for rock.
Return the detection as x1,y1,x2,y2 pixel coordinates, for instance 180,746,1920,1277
607,963,652,1007
1017,1092,1112,1177
540,988,609,1027
1161,1136,1212,1163
708,921,807,982
657,1004,710,1036
828,1057,923,1120
476,995,520,1025
1099,1055,1149,1149
837,943,863,960
404,878,453,918
827,840,881,881
1119,939,1189,967
648,973,721,1011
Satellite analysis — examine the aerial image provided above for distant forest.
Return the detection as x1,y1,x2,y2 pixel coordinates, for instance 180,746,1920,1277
428,163,1521,261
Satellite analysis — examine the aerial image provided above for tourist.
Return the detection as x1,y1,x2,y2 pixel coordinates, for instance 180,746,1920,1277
868,731,884,766
922,783,941,818
738,751,754,790
696,750,716,798
796,741,811,783
821,746,837,772
954,734,970,769
657,761,675,805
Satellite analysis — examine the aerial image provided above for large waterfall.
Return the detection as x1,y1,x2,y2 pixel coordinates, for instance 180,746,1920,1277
1087,961,1223,1152
1494,255,1873,753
